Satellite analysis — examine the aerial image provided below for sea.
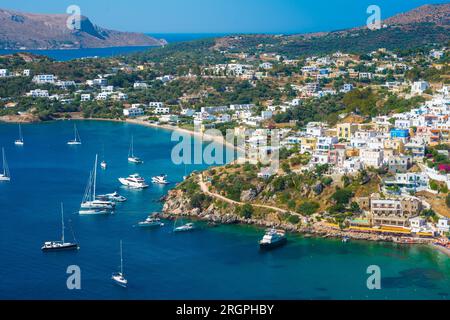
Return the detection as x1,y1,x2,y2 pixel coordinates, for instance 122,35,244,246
0,33,229,61
0,120,450,300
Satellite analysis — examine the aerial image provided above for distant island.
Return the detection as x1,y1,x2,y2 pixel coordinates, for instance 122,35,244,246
0,8,167,50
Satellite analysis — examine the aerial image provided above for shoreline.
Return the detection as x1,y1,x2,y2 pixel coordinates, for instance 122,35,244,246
3,115,447,256
0,114,238,151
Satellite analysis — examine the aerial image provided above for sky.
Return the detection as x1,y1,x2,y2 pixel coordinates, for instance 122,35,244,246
0,0,448,34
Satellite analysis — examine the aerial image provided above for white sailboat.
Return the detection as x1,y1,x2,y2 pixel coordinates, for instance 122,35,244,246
112,240,128,288
128,136,143,164
0,148,11,182
42,203,79,251
101,144,107,169
79,154,115,215
67,124,82,145
14,124,24,146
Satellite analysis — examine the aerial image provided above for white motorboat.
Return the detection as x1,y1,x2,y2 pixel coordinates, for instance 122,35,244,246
79,155,115,215
112,240,128,288
259,228,287,250
118,174,148,189
174,222,196,233
101,161,107,170
152,174,169,185
67,124,82,145
128,136,143,164
96,192,127,203
14,124,24,146
138,214,164,228
0,148,11,182
42,203,79,252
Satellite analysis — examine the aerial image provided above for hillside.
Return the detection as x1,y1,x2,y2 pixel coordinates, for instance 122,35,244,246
210,4,450,58
0,8,166,49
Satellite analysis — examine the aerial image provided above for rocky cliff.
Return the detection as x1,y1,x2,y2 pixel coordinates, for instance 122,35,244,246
0,8,166,49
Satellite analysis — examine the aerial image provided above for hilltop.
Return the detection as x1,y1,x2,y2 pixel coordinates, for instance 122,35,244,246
0,8,166,50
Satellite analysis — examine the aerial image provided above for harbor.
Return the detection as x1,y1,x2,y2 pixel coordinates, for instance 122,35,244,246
1,120,450,299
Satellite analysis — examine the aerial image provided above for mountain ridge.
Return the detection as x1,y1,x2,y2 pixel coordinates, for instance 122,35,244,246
0,8,167,49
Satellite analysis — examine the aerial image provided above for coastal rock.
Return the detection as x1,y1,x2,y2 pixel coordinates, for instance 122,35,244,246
240,189,257,202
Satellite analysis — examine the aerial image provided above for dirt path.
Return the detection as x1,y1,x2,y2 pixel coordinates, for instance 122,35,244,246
198,174,300,216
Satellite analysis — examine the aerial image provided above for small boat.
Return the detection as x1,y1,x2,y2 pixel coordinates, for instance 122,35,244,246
0,148,11,182
174,222,196,233
138,214,164,228
342,236,350,243
112,240,128,288
67,124,82,145
101,161,107,170
128,136,143,164
152,174,169,185
42,203,79,252
79,155,115,215
14,124,24,146
96,191,127,203
259,228,287,250
118,174,148,189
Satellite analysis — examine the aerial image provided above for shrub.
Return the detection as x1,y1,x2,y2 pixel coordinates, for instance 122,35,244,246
298,201,320,215
239,204,254,219
287,215,300,225
331,189,353,205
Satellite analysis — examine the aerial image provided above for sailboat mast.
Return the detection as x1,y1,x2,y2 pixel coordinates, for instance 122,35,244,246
93,155,98,200
2,148,5,176
131,136,134,157
19,124,23,142
120,240,124,274
61,203,65,243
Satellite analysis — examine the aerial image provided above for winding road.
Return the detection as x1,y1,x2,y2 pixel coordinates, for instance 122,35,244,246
198,174,301,216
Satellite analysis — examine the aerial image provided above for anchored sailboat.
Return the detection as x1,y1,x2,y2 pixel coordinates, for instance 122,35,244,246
112,240,128,288
42,203,79,251
67,124,82,145
0,148,11,182
79,154,115,215
14,124,24,146
128,136,143,164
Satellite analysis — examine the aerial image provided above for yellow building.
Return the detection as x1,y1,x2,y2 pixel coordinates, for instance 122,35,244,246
337,123,359,140
384,139,405,153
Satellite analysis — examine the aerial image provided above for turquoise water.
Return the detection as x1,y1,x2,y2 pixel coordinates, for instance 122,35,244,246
0,120,450,300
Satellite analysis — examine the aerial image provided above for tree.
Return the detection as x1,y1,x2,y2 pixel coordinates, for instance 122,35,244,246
446,194,450,208
331,189,353,205
298,201,320,216
239,204,254,219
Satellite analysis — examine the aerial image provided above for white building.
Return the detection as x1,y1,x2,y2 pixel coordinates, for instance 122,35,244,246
80,94,91,102
123,106,144,117
411,81,429,95
437,219,450,233
27,89,49,98
0,69,8,77
32,74,55,84
149,102,164,108
261,111,273,120
153,106,170,114
133,82,148,89
360,149,384,169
